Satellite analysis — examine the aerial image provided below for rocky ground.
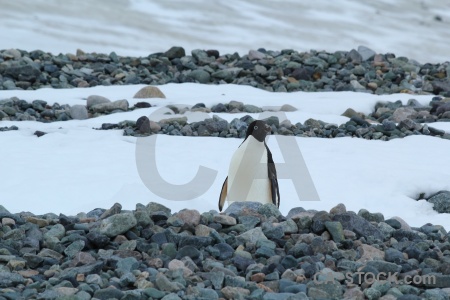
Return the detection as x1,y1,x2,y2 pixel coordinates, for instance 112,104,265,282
0,46,449,95
1,200,450,300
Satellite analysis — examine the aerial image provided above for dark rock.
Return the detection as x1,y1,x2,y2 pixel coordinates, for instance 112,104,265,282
136,116,151,134
134,102,152,108
428,191,450,213
34,130,46,137
164,46,186,59
333,212,384,241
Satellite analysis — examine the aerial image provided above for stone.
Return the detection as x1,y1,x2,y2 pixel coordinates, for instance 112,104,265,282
188,69,211,83
86,95,110,108
325,221,345,243
248,50,266,60
93,287,125,300
333,212,384,241
164,46,185,59
236,227,268,244
98,213,137,237
155,273,184,292
280,104,297,112
213,214,237,226
391,107,417,122
136,116,151,134
134,86,166,98
69,105,88,120
357,45,376,61
90,99,129,113
428,191,450,213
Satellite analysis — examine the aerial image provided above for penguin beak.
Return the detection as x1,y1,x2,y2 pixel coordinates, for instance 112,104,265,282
265,124,271,134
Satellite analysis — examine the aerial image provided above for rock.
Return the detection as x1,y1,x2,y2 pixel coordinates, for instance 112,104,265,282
325,221,345,243
133,86,166,98
357,244,385,263
90,99,129,113
236,227,268,244
224,201,263,216
212,68,243,82
164,46,185,59
156,273,184,292
357,45,376,61
98,213,137,237
333,212,384,241
347,49,363,64
221,286,250,299
391,107,416,122
428,191,450,213
248,50,266,60
188,69,211,83
280,104,297,112
34,130,46,137
136,116,151,134
214,214,237,226
69,105,88,120
176,209,201,227
134,101,152,108
87,95,110,108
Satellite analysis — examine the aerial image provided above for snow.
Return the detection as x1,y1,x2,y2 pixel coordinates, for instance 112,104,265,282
1,1,450,230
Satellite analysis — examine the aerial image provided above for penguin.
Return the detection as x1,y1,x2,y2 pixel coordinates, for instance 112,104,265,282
218,120,280,211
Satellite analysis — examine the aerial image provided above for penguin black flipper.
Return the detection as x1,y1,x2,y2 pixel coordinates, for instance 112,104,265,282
265,142,280,208
218,176,228,212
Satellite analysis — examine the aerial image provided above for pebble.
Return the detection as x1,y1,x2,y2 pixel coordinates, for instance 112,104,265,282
0,200,449,298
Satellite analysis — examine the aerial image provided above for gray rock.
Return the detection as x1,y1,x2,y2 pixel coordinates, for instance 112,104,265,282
428,191,450,213
98,213,137,237
243,104,263,113
333,212,384,241
146,202,171,215
325,221,345,243
391,107,417,122
228,101,245,111
93,287,125,300
236,227,268,244
357,45,376,61
86,95,110,108
164,46,185,59
307,281,344,299
347,49,363,64
69,104,88,120
248,50,266,60
0,272,26,288
365,260,401,274
224,201,263,216
64,240,85,258
155,273,184,292
90,99,129,113
280,104,297,112
212,68,243,82
116,257,139,277
188,69,211,83
258,203,282,219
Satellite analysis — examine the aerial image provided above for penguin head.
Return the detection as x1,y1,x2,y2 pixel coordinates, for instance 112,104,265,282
246,120,271,142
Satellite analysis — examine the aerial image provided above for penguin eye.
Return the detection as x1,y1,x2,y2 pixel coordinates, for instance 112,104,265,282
254,125,258,130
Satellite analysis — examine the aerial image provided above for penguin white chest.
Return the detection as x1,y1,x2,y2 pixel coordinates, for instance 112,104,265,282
227,136,271,205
